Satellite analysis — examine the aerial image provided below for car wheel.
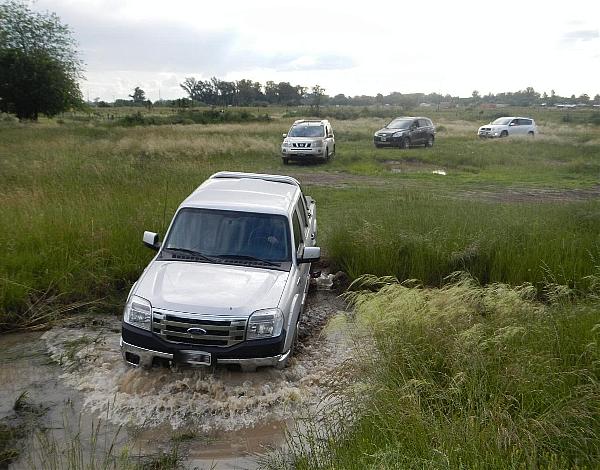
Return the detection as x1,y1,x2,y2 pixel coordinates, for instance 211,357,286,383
282,157,289,165
325,146,330,161
275,325,298,370
528,131,535,137
400,137,410,149
500,130,508,137
375,144,383,148
425,135,434,148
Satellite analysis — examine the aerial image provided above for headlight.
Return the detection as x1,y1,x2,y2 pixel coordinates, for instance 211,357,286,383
123,295,152,330
392,131,405,137
282,140,290,148
313,139,324,148
247,308,283,339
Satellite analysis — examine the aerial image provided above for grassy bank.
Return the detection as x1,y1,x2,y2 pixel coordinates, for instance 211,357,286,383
1,113,599,329
287,275,600,469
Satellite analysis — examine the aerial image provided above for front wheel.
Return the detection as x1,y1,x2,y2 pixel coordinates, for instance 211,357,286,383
275,326,298,370
528,131,535,137
400,137,411,149
282,157,289,165
425,135,434,148
500,130,508,137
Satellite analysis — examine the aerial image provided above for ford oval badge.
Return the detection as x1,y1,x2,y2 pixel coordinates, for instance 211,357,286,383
187,327,207,335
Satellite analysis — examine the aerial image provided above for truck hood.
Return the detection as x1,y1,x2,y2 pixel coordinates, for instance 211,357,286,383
480,124,508,131
134,261,289,317
376,127,408,135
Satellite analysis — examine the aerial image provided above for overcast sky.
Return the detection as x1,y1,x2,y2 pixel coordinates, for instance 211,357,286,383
34,0,600,101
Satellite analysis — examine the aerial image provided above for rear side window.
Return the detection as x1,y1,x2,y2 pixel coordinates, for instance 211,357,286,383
419,119,430,127
520,119,532,126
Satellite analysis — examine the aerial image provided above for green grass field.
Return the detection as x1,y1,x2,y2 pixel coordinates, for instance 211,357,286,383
1,109,599,328
2,107,600,468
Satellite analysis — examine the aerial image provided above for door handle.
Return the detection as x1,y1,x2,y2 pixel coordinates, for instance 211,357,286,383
310,233,315,240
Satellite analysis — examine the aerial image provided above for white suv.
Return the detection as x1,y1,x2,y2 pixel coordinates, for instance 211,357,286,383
281,119,335,164
478,117,537,138
121,172,319,371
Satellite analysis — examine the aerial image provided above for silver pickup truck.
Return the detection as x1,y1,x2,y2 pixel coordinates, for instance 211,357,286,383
120,172,319,371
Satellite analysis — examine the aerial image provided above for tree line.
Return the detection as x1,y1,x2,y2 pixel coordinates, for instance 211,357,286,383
1,1,599,121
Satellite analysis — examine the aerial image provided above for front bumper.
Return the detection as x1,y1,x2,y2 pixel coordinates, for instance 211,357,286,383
374,135,403,146
120,322,288,370
281,148,325,159
478,130,502,138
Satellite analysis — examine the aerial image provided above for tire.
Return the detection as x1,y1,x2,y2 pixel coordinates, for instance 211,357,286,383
500,130,508,137
400,137,410,149
528,131,535,137
425,135,434,148
282,157,289,165
375,144,383,148
324,146,330,161
275,325,298,370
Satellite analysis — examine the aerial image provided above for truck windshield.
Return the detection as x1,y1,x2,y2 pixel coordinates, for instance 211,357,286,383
288,125,325,137
161,209,291,269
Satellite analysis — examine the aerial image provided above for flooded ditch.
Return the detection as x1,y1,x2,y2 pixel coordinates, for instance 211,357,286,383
0,290,351,469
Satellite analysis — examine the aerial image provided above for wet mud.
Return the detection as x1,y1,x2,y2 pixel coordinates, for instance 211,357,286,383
1,290,350,469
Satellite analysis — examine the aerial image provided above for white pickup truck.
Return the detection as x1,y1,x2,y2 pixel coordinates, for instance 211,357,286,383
120,172,319,371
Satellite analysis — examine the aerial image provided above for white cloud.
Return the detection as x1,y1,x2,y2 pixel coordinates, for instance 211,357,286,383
35,0,600,100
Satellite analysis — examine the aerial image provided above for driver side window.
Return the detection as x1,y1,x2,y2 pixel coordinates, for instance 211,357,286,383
292,212,304,256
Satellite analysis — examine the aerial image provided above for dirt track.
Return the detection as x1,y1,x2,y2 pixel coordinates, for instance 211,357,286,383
289,170,600,203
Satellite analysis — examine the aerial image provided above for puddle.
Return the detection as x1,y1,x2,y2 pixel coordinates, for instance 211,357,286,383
383,159,447,175
0,290,351,468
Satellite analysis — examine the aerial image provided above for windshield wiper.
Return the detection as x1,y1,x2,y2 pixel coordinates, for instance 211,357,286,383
163,247,216,263
215,254,281,267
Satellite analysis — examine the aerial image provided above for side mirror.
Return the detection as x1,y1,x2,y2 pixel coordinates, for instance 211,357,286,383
143,231,161,251
298,246,320,264
509,122,516,126
282,133,287,138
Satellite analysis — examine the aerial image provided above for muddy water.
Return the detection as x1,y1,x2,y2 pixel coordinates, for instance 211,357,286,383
1,290,350,469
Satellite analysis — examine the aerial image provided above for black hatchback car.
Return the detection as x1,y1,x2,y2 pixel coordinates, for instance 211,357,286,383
374,117,436,149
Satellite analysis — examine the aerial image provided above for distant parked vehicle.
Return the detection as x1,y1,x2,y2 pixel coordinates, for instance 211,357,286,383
280,119,335,164
477,117,537,138
373,117,436,149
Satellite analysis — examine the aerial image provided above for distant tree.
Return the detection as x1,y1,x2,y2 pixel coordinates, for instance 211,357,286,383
0,0,84,119
236,79,263,106
180,77,202,101
578,93,590,103
331,93,348,105
264,81,278,104
311,85,326,114
594,94,600,104
472,90,481,100
129,86,146,104
278,82,304,105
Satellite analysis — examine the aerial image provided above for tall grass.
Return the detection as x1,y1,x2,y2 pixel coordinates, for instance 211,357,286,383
288,274,600,469
1,116,599,329
317,187,600,292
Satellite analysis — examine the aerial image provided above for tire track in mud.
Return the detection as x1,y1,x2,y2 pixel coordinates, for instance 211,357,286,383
41,290,351,433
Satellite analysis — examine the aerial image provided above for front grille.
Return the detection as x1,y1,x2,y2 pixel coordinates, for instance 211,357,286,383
292,142,311,148
153,310,247,347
